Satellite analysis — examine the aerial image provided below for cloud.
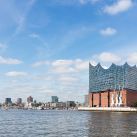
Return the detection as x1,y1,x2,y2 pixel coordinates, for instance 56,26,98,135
100,27,117,36
32,61,50,67
52,60,73,67
104,0,133,15
32,59,89,74
51,59,89,74
0,56,22,65
97,52,121,63
29,33,48,48
5,71,28,77
52,65,76,74
74,59,89,71
51,60,75,73
127,52,137,64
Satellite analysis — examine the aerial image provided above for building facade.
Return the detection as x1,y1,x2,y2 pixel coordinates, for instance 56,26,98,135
51,96,59,103
27,96,33,103
89,63,137,107
17,98,22,104
5,98,12,105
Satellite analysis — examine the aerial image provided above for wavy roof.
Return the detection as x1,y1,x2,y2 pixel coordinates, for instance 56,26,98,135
89,62,137,70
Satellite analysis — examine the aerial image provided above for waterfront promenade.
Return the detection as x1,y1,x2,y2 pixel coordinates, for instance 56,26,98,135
78,107,137,112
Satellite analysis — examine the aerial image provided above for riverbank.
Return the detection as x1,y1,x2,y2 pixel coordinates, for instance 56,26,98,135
78,107,137,112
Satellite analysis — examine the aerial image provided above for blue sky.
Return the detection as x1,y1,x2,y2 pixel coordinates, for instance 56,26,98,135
0,0,137,103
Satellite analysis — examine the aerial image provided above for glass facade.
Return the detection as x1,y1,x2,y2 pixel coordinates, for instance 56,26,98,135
89,63,137,92
5,98,12,104
51,96,59,103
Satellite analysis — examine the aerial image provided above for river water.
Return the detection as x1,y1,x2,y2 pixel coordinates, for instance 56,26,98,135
0,109,137,137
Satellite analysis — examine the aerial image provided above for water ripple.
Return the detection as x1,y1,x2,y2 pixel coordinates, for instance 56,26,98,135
0,110,137,137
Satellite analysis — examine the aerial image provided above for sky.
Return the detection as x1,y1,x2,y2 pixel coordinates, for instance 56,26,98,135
0,0,137,103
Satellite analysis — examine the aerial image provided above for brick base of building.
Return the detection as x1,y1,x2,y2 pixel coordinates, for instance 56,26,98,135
89,89,137,107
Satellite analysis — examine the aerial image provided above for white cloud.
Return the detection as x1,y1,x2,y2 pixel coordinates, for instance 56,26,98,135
51,60,75,73
100,27,117,36
52,65,76,73
0,56,22,65
33,59,89,74
104,0,133,15
51,59,89,74
81,60,97,68
127,52,137,64
97,52,121,63
52,60,73,67
5,71,28,77
29,59,90,102
75,59,89,71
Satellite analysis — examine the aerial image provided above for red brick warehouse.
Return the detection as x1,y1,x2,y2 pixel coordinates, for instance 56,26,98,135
89,63,137,107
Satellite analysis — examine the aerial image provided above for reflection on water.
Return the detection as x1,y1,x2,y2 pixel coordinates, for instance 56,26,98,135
87,112,137,137
0,110,137,137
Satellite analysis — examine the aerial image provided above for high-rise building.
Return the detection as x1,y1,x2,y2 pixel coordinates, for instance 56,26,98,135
51,96,58,103
27,96,33,103
5,98,12,105
89,63,137,107
17,98,22,104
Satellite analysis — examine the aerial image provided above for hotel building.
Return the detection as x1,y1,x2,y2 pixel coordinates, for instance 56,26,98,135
89,63,137,107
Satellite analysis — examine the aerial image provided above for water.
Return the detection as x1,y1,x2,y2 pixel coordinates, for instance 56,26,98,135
0,110,137,137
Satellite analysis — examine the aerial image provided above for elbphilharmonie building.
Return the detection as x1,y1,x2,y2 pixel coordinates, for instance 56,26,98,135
88,63,137,107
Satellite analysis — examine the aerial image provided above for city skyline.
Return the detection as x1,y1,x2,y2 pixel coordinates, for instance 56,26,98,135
3,95,76,104
0,0,137,102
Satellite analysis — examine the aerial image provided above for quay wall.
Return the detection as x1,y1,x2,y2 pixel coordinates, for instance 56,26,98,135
78,107,137,112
